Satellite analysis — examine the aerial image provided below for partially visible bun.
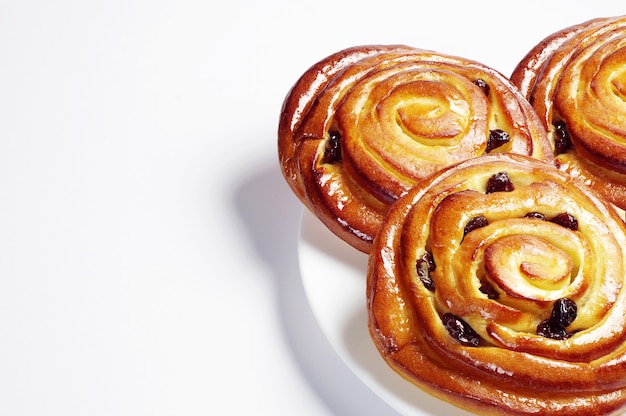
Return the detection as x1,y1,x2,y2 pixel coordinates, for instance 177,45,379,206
279,45,553,253
511,15,626,210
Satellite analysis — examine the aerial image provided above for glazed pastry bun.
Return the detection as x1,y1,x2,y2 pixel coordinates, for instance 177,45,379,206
367,153,626,415
511,15,626,210
279,45,554,253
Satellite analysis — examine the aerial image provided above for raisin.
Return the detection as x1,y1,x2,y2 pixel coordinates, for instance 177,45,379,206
416,252,436,291
486,129,510,153
486,171,514,193
479,280,499,299
524,212,547,221
464,215,488,236
550,298,577,329
322,131,342,163
473,78,490,96
442,313,481,347
536,298,577,340
550,212,578,231
554,121,573,155
537,319,572,340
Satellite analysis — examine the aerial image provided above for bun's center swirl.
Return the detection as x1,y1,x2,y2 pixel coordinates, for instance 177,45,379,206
485,234,573,295
393,79,472,143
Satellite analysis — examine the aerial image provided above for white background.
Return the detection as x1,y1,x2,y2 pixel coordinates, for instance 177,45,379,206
0,1,623,415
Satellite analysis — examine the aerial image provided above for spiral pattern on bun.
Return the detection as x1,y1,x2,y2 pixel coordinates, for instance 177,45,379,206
511,15,626,210
367,153,626,415
279,45,553,253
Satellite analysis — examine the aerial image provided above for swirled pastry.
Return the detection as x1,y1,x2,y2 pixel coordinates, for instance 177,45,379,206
510,15,626,210
279,45,554,253
367,153,626,415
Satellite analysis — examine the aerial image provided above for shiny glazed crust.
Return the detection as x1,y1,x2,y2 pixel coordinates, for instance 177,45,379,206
367,153,626,415
278,45,554,253
510,15,626,210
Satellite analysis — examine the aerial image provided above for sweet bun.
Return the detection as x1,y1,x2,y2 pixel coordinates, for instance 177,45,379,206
511,15,626,210
279,45,554,253
368,153,626,415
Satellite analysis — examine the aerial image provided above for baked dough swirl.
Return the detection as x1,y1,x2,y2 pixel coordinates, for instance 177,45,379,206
367,153,626,415
510,15,626,210
279,45,553,253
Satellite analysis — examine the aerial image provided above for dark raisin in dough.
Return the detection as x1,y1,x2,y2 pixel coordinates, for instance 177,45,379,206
322,131,342,163
479,280,499,299
464,215,488,236
416,252,436,291
486,172,514,193
473,78,490,96
536,298,577,340
486,129,510,153
550,212,578,231
524,212,547,221
537,319,572,340
550,298,577,329
553,121,573,155
442,313,481,347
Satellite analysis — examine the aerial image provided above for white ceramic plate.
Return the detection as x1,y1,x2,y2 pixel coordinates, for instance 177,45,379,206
298,208,473,416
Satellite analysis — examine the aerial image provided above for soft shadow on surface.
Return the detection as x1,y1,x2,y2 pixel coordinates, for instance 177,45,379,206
343,307,473,416
233,159,399,416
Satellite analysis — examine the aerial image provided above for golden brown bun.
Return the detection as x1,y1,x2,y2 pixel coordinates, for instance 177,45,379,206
511,15,626,210
279,45,554,253
368,153,626,415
